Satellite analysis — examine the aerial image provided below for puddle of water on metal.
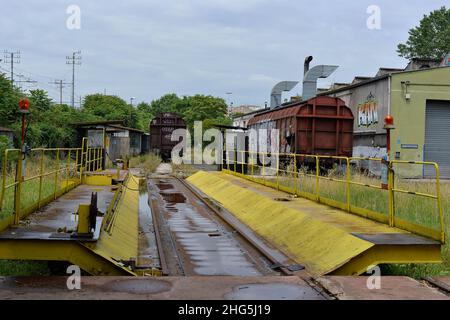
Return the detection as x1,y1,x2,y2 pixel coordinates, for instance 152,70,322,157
102,279,171,294
138,185,160,268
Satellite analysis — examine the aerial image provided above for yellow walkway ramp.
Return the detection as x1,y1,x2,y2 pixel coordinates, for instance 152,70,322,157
187,171,441,276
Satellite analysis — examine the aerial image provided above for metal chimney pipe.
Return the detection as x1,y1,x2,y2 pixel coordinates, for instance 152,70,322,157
304,56,313,75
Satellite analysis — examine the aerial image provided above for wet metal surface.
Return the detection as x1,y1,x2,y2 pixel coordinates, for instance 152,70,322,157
0,276,325,300
149,178,275,276
101,278,171,294
137,189,160,269
224,283,324,300
0,185,114,241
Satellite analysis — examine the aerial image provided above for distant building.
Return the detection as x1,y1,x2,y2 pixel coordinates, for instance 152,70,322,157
75,120,147,162
0,127,14,144
230,105,262,116
232,106,267,128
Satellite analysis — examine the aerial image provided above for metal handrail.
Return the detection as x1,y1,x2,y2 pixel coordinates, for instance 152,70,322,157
0,140,104,226
223,150,445,243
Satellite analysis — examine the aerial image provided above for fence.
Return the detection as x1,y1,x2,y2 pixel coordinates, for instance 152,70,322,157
222,150,445,243
0,138,103,227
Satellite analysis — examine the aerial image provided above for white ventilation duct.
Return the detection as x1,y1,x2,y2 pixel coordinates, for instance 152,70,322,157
270,81,298,109
302,65,339,101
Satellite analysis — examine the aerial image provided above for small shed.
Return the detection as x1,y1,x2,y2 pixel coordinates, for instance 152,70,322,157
0,127,14,144
74,120,147,162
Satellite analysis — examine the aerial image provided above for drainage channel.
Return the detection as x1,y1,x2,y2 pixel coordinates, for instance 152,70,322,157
147,177,280,277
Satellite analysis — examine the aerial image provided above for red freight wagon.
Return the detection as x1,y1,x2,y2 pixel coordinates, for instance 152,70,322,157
247,96,354,157
149,113,186,160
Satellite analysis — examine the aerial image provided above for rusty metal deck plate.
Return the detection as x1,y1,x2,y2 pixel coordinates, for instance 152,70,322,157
0,185,114,241
316,276,449,300
0,276,325,300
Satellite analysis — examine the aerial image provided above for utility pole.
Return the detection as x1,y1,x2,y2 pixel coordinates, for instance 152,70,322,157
49,79,71,105
3,50,20,84
66,51,81,108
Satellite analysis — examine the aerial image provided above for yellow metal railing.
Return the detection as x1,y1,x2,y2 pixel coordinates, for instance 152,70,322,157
0,137,104,227
223,150,445,243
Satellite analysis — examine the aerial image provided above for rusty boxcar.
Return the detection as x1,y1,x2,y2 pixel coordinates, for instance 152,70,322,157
149,112,186,160
247,96,354,157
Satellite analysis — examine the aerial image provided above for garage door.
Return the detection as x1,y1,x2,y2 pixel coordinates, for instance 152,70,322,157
424,100,450,178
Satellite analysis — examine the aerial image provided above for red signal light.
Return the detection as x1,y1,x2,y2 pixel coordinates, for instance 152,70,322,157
384,115,394,126
19,99,30,113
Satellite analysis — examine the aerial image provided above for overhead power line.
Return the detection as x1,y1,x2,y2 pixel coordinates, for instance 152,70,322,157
49,79,71,105
66,51,82,108
3,50,20,84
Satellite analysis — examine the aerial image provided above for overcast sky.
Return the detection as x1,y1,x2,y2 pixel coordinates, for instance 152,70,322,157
0,0,447,107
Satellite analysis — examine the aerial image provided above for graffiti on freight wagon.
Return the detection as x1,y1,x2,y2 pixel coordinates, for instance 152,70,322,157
358,92,379,127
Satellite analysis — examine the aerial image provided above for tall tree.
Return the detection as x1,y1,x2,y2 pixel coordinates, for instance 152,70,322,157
29,89,53,112
0,73,22,126
181,95,229,128
397,6,450,60
149,93,182,115
81,94,138,128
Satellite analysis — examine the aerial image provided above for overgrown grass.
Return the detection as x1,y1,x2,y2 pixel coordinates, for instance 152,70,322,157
129,153,162,174
0,260,50,276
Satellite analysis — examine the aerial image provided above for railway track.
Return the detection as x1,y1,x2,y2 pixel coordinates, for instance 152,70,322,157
147,174,303,278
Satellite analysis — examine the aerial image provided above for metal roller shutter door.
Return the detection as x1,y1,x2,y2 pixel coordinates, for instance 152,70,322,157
424,100,450,178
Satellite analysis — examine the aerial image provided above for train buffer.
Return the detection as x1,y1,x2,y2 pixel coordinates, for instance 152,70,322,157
187,171,443,276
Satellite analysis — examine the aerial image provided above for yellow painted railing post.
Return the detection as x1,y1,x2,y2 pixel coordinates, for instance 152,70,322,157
434,163,445,243
315,156,320,201
346,158,351,212
388,162,394,227
38,149,44,209
87,147,91,172
80,140,85,182
97,148,100,171
54,149,60,200
100,148,103,170
293,154,298,195
241,151,244,175
251,152,254,177
14,152,23,225
233,150,236,174
262,152,266,186
276,154,279,191
66,150,71,190
94,148,97,171
0,150,8,211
